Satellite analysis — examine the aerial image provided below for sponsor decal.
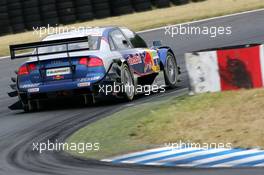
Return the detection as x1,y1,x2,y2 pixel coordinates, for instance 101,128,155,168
80,76,101,82
127,54,142,65
46,67,71,77
20,83,40,89
53,75,64,80
144,52,153,72
28,88,40,93
50,60,63,65
144,51,160,73
78,82,91,87
126,50,160,75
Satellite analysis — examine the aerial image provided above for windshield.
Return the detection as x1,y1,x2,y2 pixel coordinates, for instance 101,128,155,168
37,36,101,54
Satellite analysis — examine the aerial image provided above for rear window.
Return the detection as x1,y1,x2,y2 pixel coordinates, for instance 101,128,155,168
37,36,101,54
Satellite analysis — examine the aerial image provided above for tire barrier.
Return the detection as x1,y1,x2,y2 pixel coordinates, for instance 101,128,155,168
22,0,42,30
185,44,264,94
75,0,94,21
132,0,152,12
0,0,208,36
39,0,59,27
192,0,206,2
91,0,111,19
109,0,134,16
171,0,189,5
0,0,12,35
56,0,76,24
7,0,25,33
151,0,171,8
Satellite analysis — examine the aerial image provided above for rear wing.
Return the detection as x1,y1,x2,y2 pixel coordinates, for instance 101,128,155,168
9,36,91,60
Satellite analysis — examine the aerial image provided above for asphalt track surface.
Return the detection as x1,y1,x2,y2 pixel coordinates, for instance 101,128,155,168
0,10,264,175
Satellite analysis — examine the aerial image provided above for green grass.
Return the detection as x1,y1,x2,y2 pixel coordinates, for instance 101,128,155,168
67,88,264,159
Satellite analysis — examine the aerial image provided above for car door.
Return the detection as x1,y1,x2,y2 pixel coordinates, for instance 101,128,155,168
120,27,161,75
109,28,160,76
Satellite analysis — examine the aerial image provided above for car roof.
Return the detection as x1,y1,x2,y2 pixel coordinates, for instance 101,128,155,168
43,27,117,41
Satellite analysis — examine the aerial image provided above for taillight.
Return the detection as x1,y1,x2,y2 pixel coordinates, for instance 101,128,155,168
18,65,28,75
18,63,36,76
28,63,36,72
79,57,103,67
88,57,104,67
79,58,88,65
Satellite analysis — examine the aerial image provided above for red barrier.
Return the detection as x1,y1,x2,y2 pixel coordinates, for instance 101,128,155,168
185,44,264,93
217,46,262,90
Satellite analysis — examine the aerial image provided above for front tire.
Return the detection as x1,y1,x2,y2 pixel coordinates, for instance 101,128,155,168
164,52,179,88
121,64,135,101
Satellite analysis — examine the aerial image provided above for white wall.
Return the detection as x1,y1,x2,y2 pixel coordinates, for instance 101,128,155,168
185,51,221,93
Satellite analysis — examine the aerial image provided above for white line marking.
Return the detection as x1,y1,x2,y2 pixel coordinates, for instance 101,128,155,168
138,8,264,33
0,52,31,61
0,56,10,60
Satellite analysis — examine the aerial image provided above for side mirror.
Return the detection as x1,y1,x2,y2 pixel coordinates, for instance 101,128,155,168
122,40,131,48
152,40,162,48
122,40,129,45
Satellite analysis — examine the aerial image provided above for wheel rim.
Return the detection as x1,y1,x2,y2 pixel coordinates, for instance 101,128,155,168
166,55,177,84
123,68,134,98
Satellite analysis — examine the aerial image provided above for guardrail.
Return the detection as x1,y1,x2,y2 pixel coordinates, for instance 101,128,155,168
0,0,205,36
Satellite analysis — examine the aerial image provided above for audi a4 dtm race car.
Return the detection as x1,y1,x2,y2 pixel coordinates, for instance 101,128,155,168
8,27,180,112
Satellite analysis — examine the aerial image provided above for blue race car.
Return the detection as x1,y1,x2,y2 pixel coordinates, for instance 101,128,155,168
9,27,180,112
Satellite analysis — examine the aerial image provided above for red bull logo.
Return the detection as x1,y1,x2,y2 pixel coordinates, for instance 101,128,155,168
144,50,160,73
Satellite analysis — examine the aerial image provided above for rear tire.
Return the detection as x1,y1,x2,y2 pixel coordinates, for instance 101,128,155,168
121,64,135,101
83,94,97,106
164,52,179,88
22,100,38,112
22,104,30,113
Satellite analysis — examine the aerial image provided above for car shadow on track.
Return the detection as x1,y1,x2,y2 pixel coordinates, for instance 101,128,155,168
11,97,123,115
10,83,187,115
